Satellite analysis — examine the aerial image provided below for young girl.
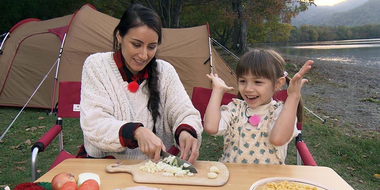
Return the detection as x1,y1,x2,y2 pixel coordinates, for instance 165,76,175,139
204,49,313,164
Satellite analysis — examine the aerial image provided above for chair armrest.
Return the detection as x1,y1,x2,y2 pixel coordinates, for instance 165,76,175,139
31,124,62,181
296,141,317,166
31,124,62,153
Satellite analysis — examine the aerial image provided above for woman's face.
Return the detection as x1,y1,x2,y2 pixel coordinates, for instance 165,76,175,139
117,25,158,75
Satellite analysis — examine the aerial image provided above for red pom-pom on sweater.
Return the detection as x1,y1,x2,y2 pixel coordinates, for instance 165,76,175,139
128,81,139,92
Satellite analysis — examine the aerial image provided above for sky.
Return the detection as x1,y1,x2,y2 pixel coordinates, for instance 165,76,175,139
314,0,347,6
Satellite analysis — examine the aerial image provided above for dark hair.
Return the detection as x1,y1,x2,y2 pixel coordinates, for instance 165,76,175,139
112,4,162,51
113,4,162,128
235,49,304,122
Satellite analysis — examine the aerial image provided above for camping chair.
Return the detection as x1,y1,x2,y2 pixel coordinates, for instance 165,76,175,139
191,86,317,166
272,90,317,166
31,81,182,181
191,87,237,122
31,81,81,181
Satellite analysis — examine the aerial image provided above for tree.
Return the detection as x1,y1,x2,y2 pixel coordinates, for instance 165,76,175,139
248,17,293,43
141,0,184,28
231,0,247,53
289,26,300,42
180,1,236,46
89,0,128,18
0,0,90,33
308,28,318,41
215,0,315,54
134,0,211,28
336,25,348,40
1,0,316,53
179,0,314,54
116,0,315,54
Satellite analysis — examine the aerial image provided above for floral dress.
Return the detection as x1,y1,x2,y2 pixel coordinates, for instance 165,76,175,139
217,99,296,164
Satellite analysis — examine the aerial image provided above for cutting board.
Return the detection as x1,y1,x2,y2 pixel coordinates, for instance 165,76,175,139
105,160,229,186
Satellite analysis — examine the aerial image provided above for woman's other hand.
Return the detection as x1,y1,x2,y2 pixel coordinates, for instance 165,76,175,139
134,127,166,162
178,131,199,164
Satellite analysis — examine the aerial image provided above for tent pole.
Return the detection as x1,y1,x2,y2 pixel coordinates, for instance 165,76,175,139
0,32,10,55
50,33,67,114
208,37,213,73
304,106,326,123
206,23,213,74
0,59,59,141
211,37,240,60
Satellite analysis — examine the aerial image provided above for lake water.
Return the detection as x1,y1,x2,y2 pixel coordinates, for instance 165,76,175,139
252,38,380,69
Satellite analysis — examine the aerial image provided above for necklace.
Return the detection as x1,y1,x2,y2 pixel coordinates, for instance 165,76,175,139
245,107,261,126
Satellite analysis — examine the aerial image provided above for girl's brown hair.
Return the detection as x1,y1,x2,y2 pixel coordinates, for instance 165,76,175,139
236,49,304,122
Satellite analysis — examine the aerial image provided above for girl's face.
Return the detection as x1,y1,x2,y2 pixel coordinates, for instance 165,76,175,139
238,71,278,109
117,25,158,75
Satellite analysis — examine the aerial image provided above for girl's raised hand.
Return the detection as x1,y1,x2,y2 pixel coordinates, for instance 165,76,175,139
206,73,234,93
288,60,314,96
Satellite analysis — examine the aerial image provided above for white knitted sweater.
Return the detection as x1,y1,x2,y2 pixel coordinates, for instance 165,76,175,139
80,52,203,159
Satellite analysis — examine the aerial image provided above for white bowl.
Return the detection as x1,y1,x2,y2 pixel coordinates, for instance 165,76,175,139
249,177,335,190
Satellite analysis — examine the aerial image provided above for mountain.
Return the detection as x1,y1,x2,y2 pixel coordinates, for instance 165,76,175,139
291,0,380,26
325,0,380,26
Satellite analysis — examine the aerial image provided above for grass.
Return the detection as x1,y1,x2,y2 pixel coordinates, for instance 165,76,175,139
0,108,81,189
360,98,380,104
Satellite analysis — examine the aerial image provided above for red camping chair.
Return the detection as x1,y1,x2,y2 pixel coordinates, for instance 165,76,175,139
31,81,181,181
31,81,80,181
273,90,317,166
191,86,317,166
191,87,237,121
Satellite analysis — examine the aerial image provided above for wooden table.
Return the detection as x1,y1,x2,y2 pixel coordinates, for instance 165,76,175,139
35,158,353,190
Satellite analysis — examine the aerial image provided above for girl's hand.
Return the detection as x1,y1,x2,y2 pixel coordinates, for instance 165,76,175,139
206,73,234,93
178,131,199,164
134,127,166,162
287,60,314,97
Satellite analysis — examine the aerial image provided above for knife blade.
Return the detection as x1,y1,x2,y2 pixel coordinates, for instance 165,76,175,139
160,150,198,173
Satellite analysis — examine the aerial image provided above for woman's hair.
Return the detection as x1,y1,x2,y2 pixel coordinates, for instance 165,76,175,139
236,49,304,122
112,4,162,51
113,4,162,129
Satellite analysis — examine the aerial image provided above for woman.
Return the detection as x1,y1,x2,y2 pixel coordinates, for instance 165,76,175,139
79,4,202,163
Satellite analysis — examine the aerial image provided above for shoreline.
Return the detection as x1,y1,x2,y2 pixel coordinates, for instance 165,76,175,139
283,55,379,132
283,54,380,70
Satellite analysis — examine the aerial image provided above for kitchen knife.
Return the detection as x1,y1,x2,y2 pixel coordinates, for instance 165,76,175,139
160,150,198,173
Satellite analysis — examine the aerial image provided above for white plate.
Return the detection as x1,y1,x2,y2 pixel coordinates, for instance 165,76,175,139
249,177,336,190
